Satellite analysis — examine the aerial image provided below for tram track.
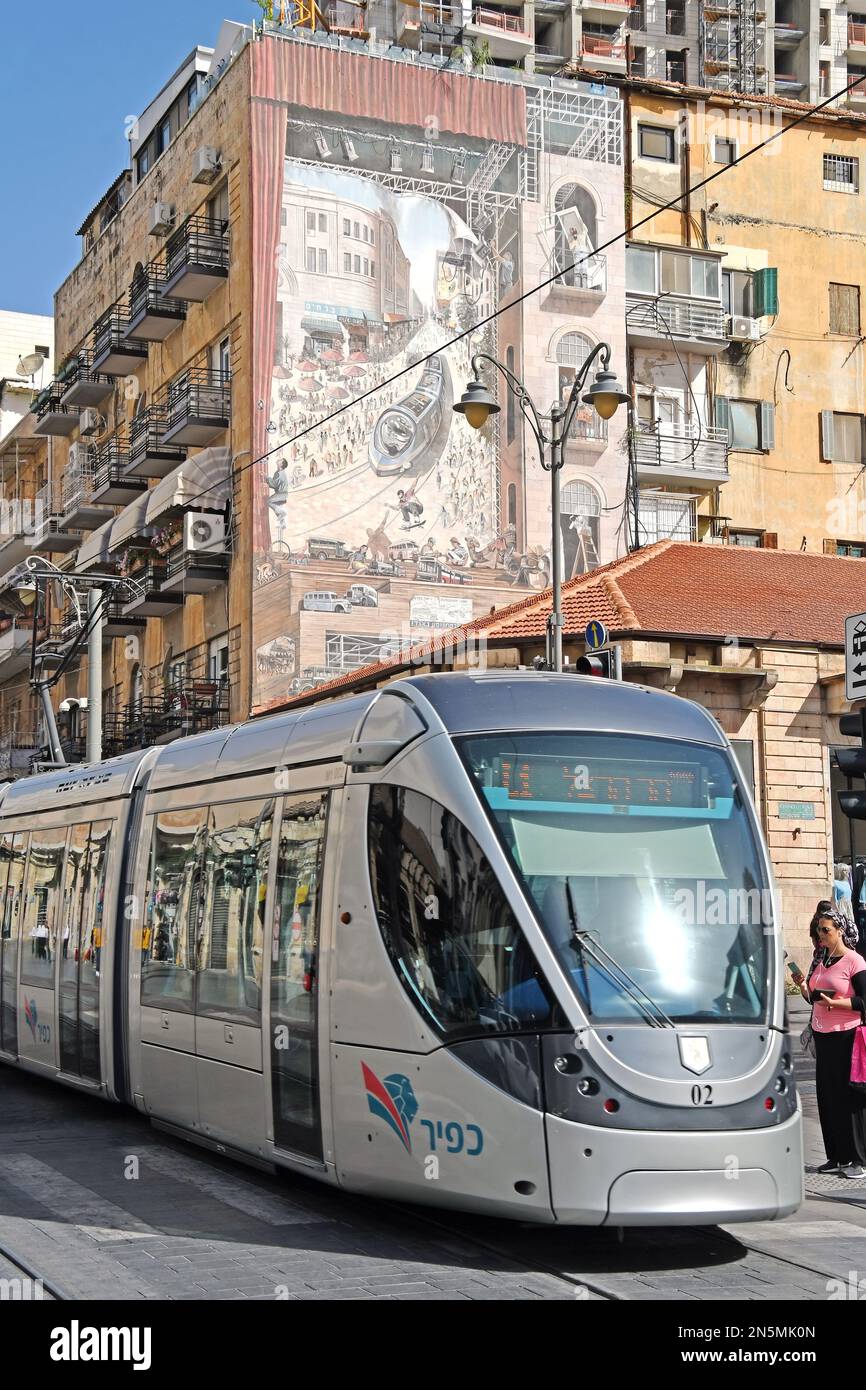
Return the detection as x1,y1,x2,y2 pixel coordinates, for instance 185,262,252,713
0,1236,67,1301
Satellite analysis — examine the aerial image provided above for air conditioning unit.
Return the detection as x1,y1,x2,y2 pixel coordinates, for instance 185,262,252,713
184,512,226,553
148,201,175,237
192,146,221,185
79,408,100,437
67,442,92,471
727,315,761,342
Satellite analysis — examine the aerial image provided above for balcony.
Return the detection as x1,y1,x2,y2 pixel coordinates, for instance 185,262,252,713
463,8,534,59
846,72,866,107
121,563,183,617
633,421,729,487
159,544,228,595
773,71,805,92
0,621,33,677
105,680,230,751
26,485,82,554
626,293,727,352
161,216,229,302
159,370,231,448
32,382,80,437
395,0,460,46
578,31,628,68
563,412,609,453
102,598,146,640
36,622,76,669
91,439,148,506
849,21,866,56
581,0,634,20
774,21,805,47
548,252,607,305
126,403,188,478
0,732,42,779
124,268,187,344
92,309,149,377
58,351,113,408
61,454,112,531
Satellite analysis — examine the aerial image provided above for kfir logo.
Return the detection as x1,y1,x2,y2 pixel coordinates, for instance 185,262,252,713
24,998,38,1043
362,1063,418,1153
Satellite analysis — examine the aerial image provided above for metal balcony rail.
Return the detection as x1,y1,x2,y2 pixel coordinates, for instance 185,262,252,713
626,293,727,340
93,436,131,488
325,4,368,32
162,369,232,434
471,7,531,33
553,251,607,292
565,413,609,444
104,680,230,751
93,307,133,357
164,544,227,579
848,72,866,95
31,382,76,424
580,33,627,57
130,401,172,448
129,270,186,322
633,421,729,474
850,21,866,44
56,350,112,399
164,216,230,282
666,9,686,34
127,561,169,591
61,455,99,511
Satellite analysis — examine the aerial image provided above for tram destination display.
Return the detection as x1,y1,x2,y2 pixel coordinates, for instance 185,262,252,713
490,755,706,808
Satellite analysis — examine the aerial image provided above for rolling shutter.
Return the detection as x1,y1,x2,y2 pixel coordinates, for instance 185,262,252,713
760,401,775,451
820,410,835,462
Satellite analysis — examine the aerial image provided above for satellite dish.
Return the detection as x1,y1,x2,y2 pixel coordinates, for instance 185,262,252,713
16,352,45,377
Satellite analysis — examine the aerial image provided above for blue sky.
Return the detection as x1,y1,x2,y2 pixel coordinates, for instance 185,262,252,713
0,2,246,315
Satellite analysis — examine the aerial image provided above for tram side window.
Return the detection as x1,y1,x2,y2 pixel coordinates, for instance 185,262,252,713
141,809,206,1010
20,829,67,987
197,799,273,1023
0,832,26,943
368,786,564,1040
272,796,328,1029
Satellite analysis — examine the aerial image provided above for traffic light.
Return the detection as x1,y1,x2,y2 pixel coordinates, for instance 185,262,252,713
575,650,613,678
836,711,866,820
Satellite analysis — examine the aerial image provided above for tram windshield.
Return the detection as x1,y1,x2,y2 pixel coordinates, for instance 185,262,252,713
460,733,771,1024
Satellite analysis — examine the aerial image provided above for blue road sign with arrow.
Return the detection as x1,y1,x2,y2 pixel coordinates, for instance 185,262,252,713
585,619,608,651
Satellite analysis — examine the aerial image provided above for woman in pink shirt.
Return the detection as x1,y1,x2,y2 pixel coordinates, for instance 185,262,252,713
794,907,866,1178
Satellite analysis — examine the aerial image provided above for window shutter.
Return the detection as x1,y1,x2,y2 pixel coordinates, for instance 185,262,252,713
761,532,778,549
861,414,866,465
760,401,775,451
714,395,731,441
824,539,838,555
753,267,778,317
820,410,835,461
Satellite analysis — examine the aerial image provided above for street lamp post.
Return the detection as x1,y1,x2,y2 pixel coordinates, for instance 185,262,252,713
454,343,628,672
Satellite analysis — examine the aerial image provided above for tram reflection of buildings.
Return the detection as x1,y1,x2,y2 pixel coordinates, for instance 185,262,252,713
276,180,413,362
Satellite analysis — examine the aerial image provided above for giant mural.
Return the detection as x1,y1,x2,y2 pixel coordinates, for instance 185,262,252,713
249,41,612,710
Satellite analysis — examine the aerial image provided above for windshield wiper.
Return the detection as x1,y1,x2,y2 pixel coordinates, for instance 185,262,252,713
563,880,675,1029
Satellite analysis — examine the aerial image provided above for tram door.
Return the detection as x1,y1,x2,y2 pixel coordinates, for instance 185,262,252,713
0,833,26,1056
269,794,327,1159
59,821,111,1081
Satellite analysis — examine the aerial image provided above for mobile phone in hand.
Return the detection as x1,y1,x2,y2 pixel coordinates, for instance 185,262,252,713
787,960,803,978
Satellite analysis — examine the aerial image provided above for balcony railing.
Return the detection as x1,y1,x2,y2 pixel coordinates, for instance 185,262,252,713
92,308,148,376
633,421,729,478
471,8,531,34
626,293,727,344
160,544,229,595
61,454,112,530
564,413,609,445
125,269,187,344
121,563,183,617
580,34,627,58
32,382,80,437
127,403,188,478
553,252,607,294
103,681,230,751
58,350,114,408
160,370,231,448
162,216,230,302
850,21,866,45
0,731,43,778
92,437,146,505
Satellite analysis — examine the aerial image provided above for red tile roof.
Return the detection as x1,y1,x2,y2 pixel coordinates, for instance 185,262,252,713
259,542,865,714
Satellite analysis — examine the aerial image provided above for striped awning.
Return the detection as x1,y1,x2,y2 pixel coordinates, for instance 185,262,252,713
145,446,231,525
299,315,342,336
108,490,152,552
76,518,114,571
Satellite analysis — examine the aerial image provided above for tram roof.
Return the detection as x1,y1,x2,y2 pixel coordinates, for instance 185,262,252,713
0,747,154,818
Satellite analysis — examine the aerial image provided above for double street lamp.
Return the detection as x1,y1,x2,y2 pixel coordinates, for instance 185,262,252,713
454,342,628,672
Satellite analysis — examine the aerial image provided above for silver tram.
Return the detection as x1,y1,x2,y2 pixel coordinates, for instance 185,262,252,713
0,673,803,1225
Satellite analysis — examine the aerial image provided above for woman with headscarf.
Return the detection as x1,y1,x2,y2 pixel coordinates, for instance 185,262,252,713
796,906,866,1177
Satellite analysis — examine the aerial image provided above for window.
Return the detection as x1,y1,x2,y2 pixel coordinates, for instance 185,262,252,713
318,212,327,232
714,136,736,165
638,124,676,161
830,282,861,335
354,254,361,273
208,634,229,684
156,116,171,158
824,154,859,192
344,252,352,273
370,261,375,278
631,46,646,76
21,829,67,988
666,0,685,34
353,220,360,238
368,786,564,1038
363,258,369,276
666,51,686,82
343,218,351,235
626,244,656,294
729,529,763,547
306,247,317,273
362,225,368,242
507,481,517,526
506,345,516,444
716,398,775,451
136,147,150,182
722,269,753,316
637,494,696,542
141,809,205,1010
819,61,831,99
197,801,273,1023
660,250,720,299
821,410,864,463
0,833,26,1053
281,208,287,227
318,248,328,275
306,211,316,232
59,821,111,1080
556,330,594,404
208,183,229,229
820,8,831,44
369,228,375,247
837,540,866,557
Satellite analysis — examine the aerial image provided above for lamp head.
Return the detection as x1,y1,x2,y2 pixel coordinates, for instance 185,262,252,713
453,378,500,431
583,366,630,420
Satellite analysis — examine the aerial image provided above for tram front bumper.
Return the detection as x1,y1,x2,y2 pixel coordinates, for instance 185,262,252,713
546,1109,804,1226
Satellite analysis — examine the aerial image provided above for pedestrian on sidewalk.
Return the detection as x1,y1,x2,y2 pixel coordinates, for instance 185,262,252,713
802,907,866,1178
